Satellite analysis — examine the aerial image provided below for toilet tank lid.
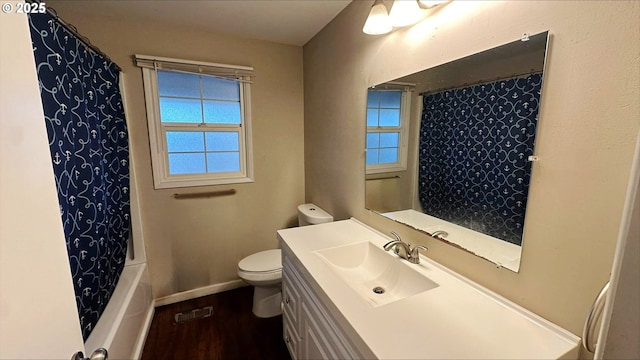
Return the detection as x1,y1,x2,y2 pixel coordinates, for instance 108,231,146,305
297,203,333,222
238,249,282,272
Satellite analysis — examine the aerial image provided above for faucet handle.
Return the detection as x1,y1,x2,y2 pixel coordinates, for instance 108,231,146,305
390,231,402,255
409,245,428,264
411,245,427,254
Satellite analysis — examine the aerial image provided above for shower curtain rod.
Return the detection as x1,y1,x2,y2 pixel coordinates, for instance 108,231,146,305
419,70,542,97
28,0,123,72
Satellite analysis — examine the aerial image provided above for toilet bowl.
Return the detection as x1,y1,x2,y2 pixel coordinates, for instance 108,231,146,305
237,203,333,318
237,249,283,318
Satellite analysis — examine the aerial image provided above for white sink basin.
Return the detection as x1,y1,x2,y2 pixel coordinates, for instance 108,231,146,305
314,241,439,307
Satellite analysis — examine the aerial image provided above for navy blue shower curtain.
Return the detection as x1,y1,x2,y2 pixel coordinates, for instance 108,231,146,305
28,12,130,340
418,74,542,245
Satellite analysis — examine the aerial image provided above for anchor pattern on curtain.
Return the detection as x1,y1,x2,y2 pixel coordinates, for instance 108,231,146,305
418,74,542,245
28,12,130,340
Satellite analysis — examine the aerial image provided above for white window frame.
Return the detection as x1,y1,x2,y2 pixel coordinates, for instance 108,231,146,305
366,86,412,175
136,55,254,189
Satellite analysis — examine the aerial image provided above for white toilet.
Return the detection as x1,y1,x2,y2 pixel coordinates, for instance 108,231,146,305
237,203,333,318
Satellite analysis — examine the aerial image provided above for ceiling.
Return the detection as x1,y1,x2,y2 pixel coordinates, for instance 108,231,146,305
46,0,353,46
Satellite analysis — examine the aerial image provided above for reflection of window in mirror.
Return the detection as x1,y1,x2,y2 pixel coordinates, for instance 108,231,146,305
365,31,550,272
366,85,412,174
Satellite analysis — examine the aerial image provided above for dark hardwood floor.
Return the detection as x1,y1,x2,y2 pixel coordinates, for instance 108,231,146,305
141,286,291,360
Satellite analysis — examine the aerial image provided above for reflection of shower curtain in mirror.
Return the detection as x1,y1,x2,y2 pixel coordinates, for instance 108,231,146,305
28,12,130,340
418,74,542,245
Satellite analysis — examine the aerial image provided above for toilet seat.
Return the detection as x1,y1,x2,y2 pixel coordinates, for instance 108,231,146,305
238,249,282,283
238,249,282,272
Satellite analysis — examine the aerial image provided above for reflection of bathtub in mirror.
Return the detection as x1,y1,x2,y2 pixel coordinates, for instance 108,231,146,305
383,209,522,272
366,31,550,273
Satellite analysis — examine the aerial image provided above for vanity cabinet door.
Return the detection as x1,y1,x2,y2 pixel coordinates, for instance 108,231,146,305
283,253,361,360
283,270,301,333
301,302,339,360
301,298,358,360
283,310,299,359
283,260,304,359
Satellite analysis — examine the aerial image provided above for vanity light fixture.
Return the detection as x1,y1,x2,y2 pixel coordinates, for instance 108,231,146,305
362,0,392,35
364,0,450,35
389,0,424,27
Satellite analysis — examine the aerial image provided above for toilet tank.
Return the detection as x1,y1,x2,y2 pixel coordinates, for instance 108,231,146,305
297,203,333,226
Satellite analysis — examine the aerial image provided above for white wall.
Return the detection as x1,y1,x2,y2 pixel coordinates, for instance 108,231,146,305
303,2,640,354
0,6,84,358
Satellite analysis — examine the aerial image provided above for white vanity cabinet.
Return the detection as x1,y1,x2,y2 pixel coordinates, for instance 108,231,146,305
282,254,361,360
278,219,581,360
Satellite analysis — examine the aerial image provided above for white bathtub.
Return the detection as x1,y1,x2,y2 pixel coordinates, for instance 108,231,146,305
84,263,154,360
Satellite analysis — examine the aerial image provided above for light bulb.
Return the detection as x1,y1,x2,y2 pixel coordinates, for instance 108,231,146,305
363,0,392,35
389,0,424,27
418,0,448,8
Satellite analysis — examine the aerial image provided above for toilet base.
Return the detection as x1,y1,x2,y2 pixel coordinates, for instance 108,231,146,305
252,285,282,318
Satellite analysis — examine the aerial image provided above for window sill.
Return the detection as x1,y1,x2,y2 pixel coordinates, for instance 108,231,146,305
153,175,254,190
365,165,407,175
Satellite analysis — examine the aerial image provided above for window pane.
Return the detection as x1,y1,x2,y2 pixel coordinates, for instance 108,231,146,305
380,132,399,148
379,148,399,163
366,149,379,165
166,131,204,152
160,97,202,123
379,109,400,127
168,153,206,175
367,90,380,108
366,133,380,148
205,132,239,151
202,77,240,101
157,70,200,98
207,152,240,173
367,109,379,127
380,91,402,108
203,100,241,124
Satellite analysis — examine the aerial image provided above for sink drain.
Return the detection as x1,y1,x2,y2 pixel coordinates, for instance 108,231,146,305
372,286,385,294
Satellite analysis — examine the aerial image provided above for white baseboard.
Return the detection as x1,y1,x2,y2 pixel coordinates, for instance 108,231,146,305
154,279,248,307
131,303,155,360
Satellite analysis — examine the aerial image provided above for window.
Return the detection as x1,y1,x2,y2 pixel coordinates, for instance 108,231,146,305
366,87,411,174
136,55,253,189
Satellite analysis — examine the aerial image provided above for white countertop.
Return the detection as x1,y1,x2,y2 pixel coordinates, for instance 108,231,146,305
278,218,580,359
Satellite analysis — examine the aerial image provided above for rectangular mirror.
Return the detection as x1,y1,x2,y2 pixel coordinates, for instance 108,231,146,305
365,31,550,272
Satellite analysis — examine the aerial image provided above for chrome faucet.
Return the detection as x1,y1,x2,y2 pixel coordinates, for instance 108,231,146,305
383,231,411,258
383,231,427,264
430,230,449,238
